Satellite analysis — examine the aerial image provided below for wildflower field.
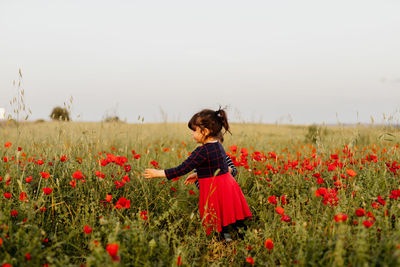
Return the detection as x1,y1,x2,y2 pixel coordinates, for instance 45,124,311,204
0,121,399,266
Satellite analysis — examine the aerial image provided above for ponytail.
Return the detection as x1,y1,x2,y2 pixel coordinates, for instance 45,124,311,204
214,107,231,136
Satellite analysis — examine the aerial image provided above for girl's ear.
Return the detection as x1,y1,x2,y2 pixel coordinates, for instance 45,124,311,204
201,128,210,142
202,128,210,136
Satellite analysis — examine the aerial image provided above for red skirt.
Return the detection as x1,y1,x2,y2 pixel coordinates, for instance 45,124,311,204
198,172,252,235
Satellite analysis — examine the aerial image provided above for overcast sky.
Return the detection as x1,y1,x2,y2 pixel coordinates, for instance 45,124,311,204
1,0,399,124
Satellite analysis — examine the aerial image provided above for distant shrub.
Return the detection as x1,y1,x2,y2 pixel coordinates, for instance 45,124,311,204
50,107,70,121
103,116,121,123
35,119,46,123
6,119,18,126
305,124,328,144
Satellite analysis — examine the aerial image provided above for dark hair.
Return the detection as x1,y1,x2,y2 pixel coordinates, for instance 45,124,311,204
188,107,231,142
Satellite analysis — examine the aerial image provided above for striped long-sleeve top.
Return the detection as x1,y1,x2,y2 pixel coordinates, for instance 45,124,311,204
164,141,238,180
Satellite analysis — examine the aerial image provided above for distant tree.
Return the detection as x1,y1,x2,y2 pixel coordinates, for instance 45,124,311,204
103,116,121,123
50,107,70,121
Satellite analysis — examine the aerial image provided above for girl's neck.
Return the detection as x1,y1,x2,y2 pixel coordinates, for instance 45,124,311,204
202,137,218,144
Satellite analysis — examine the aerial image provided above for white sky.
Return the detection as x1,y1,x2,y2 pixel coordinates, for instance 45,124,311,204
1,0,399,124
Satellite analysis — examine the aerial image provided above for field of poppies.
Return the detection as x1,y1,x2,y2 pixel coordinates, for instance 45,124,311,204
0,121,399,266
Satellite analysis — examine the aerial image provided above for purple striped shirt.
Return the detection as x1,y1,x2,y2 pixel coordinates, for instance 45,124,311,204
165,142,229,180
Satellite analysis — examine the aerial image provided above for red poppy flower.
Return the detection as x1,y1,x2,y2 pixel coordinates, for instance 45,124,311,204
25,253,31,260
334,213,348,222
371,202,380,209
84,225,92,234
42,187,53,195
140,211,148,220
280,195,287,205
366,211,374,218
330,154,339,160
328,164,337,171
19,192,27,201
281,215,291,222
134,154,141,159
264,238,274,250
41,172,50,179
4,193,12,199
275,206,285,215
4,142,12,148
115,197,130,209
268,196,277,205
363,220,374,228
346,169,357,177
106,243,120,261
315,188,327,197
95,171,105,178
390,189,400,200
377,196,386,206
246,257,254,265
150,161,159,168
189,190,196,195
106,194,112,202
36,160,44,165
69,180,76,187
355,208,365,217
177,256,183,266
72,170,84,179
123,164,131,172
10,210,18,217
25,176,32,183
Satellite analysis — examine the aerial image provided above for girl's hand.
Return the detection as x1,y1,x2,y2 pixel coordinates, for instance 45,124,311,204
144,169,166,179
184,173,198,185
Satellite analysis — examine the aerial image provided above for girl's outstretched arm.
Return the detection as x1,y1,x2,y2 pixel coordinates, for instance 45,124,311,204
144,169,166,179
163,146,207,180
143,146,206,180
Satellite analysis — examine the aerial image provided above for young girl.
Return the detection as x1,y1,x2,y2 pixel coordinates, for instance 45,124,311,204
144,108,252,240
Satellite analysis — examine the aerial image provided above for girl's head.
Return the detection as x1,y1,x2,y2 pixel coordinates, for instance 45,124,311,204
188,108,230,143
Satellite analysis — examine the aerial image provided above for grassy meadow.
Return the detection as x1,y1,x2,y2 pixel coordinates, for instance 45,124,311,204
0,121,400,266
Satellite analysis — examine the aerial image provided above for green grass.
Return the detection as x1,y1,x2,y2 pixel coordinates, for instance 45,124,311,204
0,121,399,266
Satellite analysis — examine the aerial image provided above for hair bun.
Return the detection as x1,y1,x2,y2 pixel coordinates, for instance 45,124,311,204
215,108,222,117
